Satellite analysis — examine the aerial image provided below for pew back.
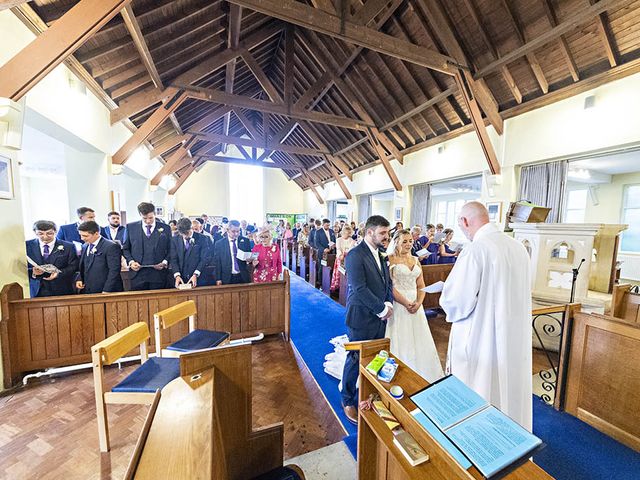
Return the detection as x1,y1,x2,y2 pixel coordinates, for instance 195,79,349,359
155,300,197,329
421,264,454,309
0,273,290,388
94,322,149,365
610,283,640,325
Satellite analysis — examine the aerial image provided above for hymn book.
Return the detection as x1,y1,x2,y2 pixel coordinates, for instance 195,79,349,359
411,375,543,479
26,256,61,275
236,251,259,262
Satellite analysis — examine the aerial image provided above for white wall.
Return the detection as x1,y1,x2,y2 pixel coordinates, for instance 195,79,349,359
174,162,230,216
263,169,304,216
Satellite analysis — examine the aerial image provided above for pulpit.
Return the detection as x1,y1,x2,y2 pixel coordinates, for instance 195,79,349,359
321,253,336,295
589,224,627,293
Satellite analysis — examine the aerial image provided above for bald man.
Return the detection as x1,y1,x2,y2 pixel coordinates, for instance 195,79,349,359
439,201,533,430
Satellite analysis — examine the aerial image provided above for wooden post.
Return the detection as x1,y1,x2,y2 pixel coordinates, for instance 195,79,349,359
0,283,24,389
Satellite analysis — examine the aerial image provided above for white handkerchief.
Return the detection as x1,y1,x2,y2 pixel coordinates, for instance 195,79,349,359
421,281,445,294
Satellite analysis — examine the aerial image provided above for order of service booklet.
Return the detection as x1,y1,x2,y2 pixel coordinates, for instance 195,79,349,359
410,375,543,479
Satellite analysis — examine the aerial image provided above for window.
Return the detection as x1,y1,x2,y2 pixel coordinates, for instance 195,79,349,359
433,199,466,228
563,188,588,223
229,163,263,224
621,184,640,252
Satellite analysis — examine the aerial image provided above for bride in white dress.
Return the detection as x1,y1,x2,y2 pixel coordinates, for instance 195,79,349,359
386,229,444,383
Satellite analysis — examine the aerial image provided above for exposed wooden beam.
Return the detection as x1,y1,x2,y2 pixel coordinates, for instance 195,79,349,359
227,0,460,75
350,0,391,25
191,132,330,157
541,0,580,82
168,165,196,195
284,24,295,106
454,71,500,174
149,134,188,158
190,105,235,132
590,0,618,67
366,129,402,191
298,121,354,187
309,0,337,15
305,173,325,204
223,4,243,150
150,139,195,185
270,119,298,144
0,0,132,100
199,155,303,171
233,109,261,139
113,90,187,165
177,84,373,131
474,0,625,79
324,156,353,200
121,4,161,88
109,22,283,124
380,86,457,131
240,49,284,103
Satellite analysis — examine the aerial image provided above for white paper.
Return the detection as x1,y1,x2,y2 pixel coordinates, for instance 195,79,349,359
236,250,259,261
415,248,429,257
421,280,444,294
177,283,193,290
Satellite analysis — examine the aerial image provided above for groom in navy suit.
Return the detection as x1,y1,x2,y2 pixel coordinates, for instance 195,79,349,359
26,220,78,297
341,215,393,424
123,202,171,291
76,221,123,294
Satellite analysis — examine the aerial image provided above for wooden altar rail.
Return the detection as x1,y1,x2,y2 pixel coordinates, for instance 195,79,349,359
610,283,640,325
0,271,291,388
564,312,640,452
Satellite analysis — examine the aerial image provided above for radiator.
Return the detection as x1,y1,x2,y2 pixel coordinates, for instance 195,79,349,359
618,253,640,282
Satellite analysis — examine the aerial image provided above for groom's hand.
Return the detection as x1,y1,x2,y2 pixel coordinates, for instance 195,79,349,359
383,305,394,320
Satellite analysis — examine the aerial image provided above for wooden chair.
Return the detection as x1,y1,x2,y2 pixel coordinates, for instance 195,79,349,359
92,322,181,452
153,300,229,358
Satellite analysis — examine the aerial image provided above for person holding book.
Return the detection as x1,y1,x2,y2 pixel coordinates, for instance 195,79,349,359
385,229,444,382
251,226,283,283
437,228,459,264
440,201,533,430
330,224,356,292
213,219,252,285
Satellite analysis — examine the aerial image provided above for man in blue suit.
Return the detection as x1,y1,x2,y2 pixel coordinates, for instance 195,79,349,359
57,207,95,247
123,202,171,291
76,221,123,294
169,218,208,288
26,220,78,297
341,215,393,424
100,211,127,244
213,219,252,285
314,218,336,254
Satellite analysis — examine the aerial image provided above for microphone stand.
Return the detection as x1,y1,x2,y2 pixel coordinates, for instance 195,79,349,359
570,258,586,304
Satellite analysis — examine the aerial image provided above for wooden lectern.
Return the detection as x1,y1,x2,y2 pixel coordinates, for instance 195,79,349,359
347,339,554,480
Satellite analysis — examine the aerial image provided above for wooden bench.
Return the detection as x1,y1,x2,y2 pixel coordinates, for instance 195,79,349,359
0,272,290,388
124,343,306,479
321,253,336,295
610,283,640,325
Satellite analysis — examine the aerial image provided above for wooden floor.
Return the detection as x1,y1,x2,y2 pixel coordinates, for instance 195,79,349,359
0,336,345,480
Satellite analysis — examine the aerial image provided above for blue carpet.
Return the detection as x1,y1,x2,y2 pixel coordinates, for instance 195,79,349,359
532,397,640,480
289,273,640,477
289,274,357,437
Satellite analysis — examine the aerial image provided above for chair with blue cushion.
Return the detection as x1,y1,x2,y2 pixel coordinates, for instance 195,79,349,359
91,322,180,452
154,300,230,358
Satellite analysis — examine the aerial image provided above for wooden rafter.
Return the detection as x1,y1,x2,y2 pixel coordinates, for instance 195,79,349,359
149,134,188,158
168,164,196,195
198,155,303,171
233,109,261,139
227,0,460,75
0,0,132,100
541,0,580,82
365,128,402,191
284,24,295,106
350,0,392,25
190,132,331,157
590,0,618,67
177,84,373,131
150,138,196,185
240,49,283,103
223,3,242,151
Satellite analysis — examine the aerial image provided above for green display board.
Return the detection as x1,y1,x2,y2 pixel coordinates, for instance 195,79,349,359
265,213,308,226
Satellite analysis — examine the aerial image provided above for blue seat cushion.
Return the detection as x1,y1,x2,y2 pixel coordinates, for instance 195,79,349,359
165,329,229,352
112,357,180,393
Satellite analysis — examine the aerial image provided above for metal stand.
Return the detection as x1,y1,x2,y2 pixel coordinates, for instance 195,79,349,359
569,258,586,303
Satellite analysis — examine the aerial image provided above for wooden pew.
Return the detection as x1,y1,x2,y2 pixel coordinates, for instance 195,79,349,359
421,264,454,310
308,249,318,288
338,266,348,306
563,312,640,452
291,241,298,273
610,283,640,325
321,253,336,295
0,271,291,388
299,246,310,281
125,344,305,480
348,339,553,480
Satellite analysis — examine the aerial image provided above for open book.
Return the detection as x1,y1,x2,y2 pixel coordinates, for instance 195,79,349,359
236,250,259,262
26,256,61,275
411,375,543,478
421,281,444,294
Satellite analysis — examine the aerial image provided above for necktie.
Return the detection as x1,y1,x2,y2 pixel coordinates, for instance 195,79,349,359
232,240,239,272
43,244,50,260
146,225,152,237
185,238,191,251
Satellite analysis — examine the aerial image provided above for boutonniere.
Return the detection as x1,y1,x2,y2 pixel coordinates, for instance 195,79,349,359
189,238,195,245
380,251,388,258
57,245,64,251
158,227,164,233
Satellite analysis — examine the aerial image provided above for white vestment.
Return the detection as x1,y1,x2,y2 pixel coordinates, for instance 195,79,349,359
440,223,533,431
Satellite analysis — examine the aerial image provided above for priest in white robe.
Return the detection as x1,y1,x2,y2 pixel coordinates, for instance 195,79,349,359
440,202,533,431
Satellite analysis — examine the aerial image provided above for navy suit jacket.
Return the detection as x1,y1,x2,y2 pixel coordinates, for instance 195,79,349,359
169,232,208,280
100,225,127,244
213,235,252,284
78,239,123,294
26,239,78,297
308,228,316,250
57,223,81,244
314,228,336,252
344,241,393,331
123,221,171,279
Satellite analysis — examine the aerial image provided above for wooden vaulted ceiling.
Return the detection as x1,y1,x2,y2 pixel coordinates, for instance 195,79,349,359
5,0,640,195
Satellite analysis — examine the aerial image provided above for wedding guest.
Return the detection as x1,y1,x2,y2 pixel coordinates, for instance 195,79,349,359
169,220,178,236
213,219,252,285
123,202,171,291
332,223,341,237
246,224,257,249
386,229,443,382
410,226,429,263
390,221,404,237
297,224,310,257
331,225,356,292
76,221,123,294
315,219,336,255
100,211,126,244
350,221,358,238
308,219,318,251
57,207,95,246
211,225,223,243
26,220,78,297
292,222,301,240
251,227,283,283
434,223,445,243
202,214,212,234
438,228,459,264
275,219,286,239
191,218,214,281
170,218,208,288
284,223,294,240
418,223,439,264
240,219,249,238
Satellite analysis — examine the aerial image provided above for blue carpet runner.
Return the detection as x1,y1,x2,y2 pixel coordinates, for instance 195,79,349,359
289,273,640,478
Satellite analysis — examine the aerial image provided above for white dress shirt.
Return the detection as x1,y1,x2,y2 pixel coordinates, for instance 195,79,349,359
38,240,56,258
365,240,392,318
142,222,156,235
108,226,119,240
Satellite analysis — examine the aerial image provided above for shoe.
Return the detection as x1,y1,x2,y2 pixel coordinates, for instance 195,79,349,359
343,405,359,425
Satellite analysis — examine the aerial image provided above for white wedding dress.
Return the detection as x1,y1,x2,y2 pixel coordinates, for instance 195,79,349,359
386,258,444,383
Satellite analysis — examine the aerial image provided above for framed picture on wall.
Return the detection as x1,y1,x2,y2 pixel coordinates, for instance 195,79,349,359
0,155,14,200
394,207,403,221
486,202,502,222
155,206,164,217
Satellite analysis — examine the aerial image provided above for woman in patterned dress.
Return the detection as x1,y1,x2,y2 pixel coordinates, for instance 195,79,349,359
331,225,356,291
252,227,283,283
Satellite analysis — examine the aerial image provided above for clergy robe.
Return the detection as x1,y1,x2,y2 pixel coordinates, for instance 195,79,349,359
439,222,533,431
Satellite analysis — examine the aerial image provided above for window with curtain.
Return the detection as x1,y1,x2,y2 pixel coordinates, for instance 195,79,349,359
357,194,371,223
621,184,640,252
519,160,568,223
410,183,431,227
